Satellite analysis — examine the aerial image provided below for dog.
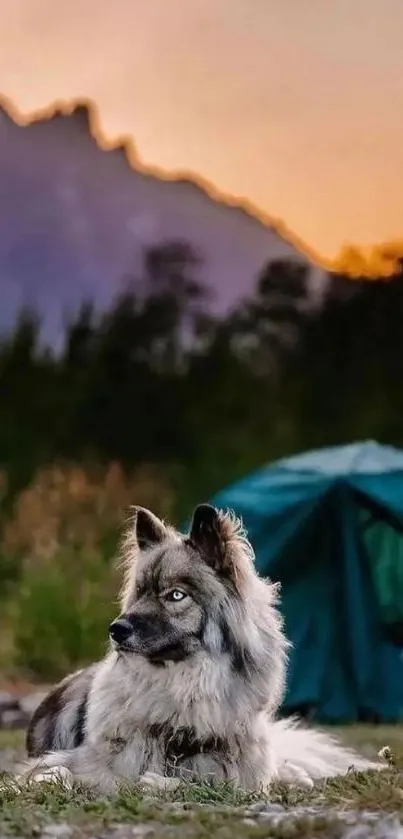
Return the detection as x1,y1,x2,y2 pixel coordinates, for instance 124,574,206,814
23,504,382,793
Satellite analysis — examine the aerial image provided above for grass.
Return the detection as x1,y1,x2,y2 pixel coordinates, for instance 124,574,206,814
0,725,402,838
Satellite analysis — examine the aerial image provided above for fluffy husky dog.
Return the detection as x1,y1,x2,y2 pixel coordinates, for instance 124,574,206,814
24,504,381,792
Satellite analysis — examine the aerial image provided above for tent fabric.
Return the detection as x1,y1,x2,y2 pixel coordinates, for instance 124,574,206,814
211,440,403,722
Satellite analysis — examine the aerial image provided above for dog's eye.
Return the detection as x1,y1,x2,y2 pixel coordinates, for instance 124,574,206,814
166,589,187,602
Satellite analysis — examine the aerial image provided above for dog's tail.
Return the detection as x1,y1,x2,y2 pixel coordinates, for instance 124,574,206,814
269,716,385,786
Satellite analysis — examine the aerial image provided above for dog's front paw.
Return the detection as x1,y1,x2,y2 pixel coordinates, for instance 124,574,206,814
277,762,314,788
23,765,74,789
139,771,180,792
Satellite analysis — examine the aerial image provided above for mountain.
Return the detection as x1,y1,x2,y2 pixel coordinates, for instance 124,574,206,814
0,101,327,344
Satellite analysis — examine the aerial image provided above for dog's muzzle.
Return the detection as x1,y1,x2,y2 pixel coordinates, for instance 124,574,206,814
109,617,134,646
108,614,195,663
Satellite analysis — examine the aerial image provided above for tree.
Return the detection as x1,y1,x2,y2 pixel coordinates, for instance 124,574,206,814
69,241,209,466
285,260,403,449
229,259,310,378
0,308,58,493
143,240,208,371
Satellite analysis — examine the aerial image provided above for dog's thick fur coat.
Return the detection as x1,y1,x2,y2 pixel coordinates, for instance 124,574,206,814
24,504,382,792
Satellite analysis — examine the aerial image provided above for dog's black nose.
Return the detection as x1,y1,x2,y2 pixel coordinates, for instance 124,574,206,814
109,617,133,644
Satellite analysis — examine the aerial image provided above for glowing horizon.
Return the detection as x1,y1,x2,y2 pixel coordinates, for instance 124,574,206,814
1,0,403,267
1,93,328,268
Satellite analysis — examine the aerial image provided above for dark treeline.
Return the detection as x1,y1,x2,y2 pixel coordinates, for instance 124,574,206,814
2,239,403,521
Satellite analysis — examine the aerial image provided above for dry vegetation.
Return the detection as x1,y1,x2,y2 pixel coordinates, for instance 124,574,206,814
0,462,173,679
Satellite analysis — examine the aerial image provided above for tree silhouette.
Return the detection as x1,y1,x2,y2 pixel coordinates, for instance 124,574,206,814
2,244,403,520
229,259,310,377
286,260,403,449
143,240,208,371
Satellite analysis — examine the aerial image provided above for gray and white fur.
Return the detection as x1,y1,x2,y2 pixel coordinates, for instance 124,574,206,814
23,504,382,792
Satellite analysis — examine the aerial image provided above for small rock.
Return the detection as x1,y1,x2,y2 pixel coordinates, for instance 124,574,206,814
0,692,19,711
110,826,155,838
342,811,360,826
375,816,403,839
41,824,73,839
255,814,283,828
248,802,285,815
365,812,384,823
344,827,377,839
0,709,27,730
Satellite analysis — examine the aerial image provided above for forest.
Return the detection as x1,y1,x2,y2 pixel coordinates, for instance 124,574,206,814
1,239,403,678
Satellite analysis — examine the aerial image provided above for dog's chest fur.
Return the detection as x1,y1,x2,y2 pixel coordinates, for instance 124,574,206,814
88,652,244,737
103,724,234,781
84,653,250,782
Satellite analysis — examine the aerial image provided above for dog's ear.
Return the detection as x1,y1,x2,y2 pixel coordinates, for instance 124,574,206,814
189,504,228,572
189,504,253,588
132,506,166,550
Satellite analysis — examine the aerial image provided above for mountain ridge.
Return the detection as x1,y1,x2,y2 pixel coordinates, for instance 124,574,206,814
0,93,327,344
0,93,327,270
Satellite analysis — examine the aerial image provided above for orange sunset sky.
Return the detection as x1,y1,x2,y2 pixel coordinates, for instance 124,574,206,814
1,0,402,261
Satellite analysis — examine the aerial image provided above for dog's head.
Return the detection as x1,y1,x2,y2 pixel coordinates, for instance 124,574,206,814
109,504,286,688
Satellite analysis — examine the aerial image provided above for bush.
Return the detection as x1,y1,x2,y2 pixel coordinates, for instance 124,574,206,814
1,461,173,679
10,549,117,679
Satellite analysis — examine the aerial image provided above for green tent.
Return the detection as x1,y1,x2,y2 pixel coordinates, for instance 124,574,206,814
211,440,403,723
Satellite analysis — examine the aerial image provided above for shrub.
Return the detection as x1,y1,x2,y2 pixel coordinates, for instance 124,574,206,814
1,461,173,679
10,548,117,679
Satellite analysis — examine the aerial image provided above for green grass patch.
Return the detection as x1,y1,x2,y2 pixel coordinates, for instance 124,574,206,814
0,728,26,751
0,775,362,839
0,725,402,837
